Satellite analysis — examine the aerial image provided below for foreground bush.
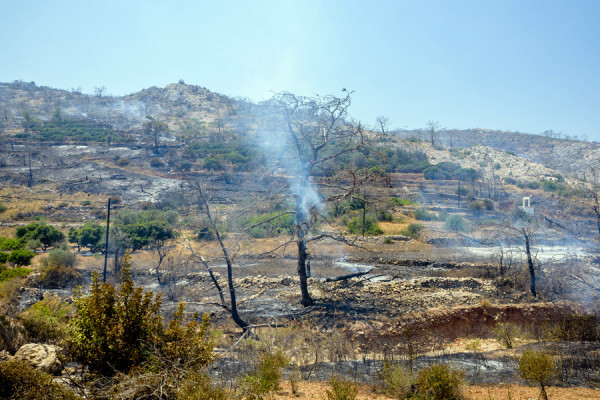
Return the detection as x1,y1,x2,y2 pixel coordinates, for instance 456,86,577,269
326,374,358,400
241,349,288,399
415,363,465,400
378,361,414,399
66,253,215,376
519,349,557,400
20,295,73,343
0,359,79,399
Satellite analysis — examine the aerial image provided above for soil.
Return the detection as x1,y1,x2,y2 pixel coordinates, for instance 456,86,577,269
269,380,600,399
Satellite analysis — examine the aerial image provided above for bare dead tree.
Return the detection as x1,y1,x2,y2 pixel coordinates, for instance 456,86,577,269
191,181,248,330
375,115,390,135
426,120,441,147
177,231,226,307
488,212,545,297
269,90,369,307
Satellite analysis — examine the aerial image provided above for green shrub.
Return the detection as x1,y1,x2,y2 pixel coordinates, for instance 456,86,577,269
0,359,80,399
115,157,129,166
0,267,30,282
384,237,393,244
81,200,91,206
66,253,163,375
20,295,73,343
415,363,465,400
376,209,393,222
378,361,414,399
66,253,215,376
414,207,436,221
241,349,288,399
7,249,35,266
519,350,557,400
444,215,471,233
326,374,358,400
16,223,65,250
176,371,229,400
0,202,6,213
0,252,7,265
402,223,423,239
346,216,383,236
0,237,24,251
43,247,77,268
391,197,417,207
503,177,517,185
150,157,164,168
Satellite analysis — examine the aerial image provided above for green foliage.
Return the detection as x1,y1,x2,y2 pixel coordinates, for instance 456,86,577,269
115,209,176,251
415,363,465,400
196,227,216,241
16,223,65,250
0,267,30,282
0,359,80,400
326,374,358,400
21,295,73,343
0,202,6,213
7,249,35,266
391,197,417,207
241,349,288,399
66,253,215,376
242,212,295,238
0,252,7,265
15,117,127,143
43,246,77,268
378,361,414,399
423,161,461,180
376,209,393,222
444,214,471,233
503,177,517,185
402,223,423,239
519,350,557,400
176,371,229,400
69,222,104,252
0,237,23,251
346,216,383,236
414,207,436,221
162,303,216,370
185,140,260,171
66,253,163,375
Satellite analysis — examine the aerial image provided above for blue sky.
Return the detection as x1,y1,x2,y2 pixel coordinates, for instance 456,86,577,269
1,0,599,140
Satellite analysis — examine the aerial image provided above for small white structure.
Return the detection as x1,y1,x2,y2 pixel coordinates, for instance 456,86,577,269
520,196,534,215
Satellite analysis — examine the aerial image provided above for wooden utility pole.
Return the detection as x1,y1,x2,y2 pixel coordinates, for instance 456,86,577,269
103,198,111,283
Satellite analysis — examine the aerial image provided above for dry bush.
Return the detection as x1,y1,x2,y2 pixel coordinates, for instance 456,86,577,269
326,374,358,400
377,361,414,399
0,314,26,354
493,322,522,349
519,349,557,400
0,359,80,399
415,363,466,400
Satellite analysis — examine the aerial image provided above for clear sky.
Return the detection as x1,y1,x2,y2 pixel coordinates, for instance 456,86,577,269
1,0,599,140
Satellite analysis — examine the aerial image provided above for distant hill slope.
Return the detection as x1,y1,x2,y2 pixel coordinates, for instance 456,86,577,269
1,80,599,181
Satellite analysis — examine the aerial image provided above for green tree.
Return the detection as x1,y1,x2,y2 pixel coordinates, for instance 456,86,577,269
143,115,169,154
76,222,104,252
16,223,65,251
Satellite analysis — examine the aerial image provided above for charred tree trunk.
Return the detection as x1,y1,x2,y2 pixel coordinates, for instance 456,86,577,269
524,230,536,297
296,198,314,307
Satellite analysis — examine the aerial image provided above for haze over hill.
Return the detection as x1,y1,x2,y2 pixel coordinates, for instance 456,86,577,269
1,80,599,183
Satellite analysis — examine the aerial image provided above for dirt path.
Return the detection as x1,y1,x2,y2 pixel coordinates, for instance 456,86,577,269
270,381,600,399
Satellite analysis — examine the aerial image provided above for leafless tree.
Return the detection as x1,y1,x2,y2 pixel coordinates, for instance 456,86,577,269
190,181,248,330
489,212,545,297
375,115,390,135
94,86,106,97
269,91,368,306
426,120,441,147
